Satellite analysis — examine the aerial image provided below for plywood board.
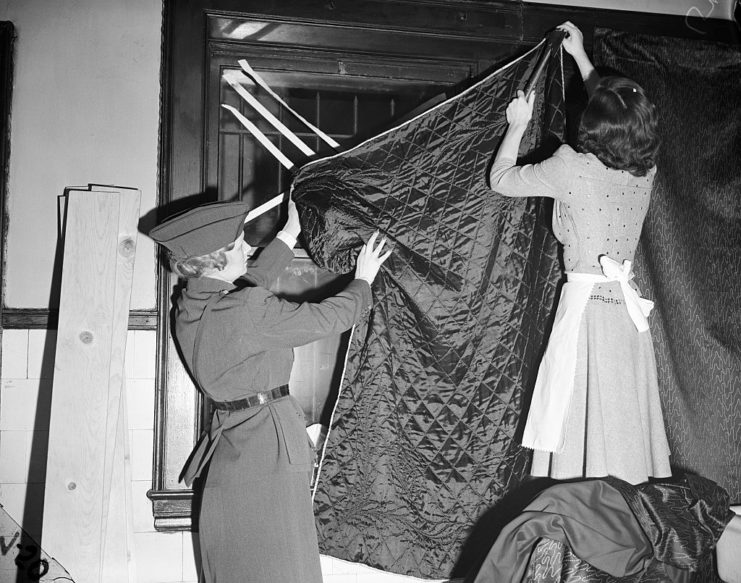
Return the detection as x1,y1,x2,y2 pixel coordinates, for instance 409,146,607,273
91,185,140,582
43,186,140,583
43,190,120,582
102,390,135,582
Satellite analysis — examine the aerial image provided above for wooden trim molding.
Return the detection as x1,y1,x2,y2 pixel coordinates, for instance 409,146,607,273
0,22,14,338
524,0,738,22
147,488,196,531
1,308,158,330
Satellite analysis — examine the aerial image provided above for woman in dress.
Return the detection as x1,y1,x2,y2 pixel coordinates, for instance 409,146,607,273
488,22,671,485
149,199,390,582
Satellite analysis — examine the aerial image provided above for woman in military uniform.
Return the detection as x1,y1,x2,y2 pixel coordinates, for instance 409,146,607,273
149,199,390,582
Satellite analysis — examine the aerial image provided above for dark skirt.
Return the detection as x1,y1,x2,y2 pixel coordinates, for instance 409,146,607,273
198,396,322,583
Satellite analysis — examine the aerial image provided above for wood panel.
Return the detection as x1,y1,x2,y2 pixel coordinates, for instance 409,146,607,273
524,0,737,21
520,3,740,44
43,188,140,581
0,21,14,369
1,309,157,330
93,186,140,582
43,192,120,581
102,389,136,582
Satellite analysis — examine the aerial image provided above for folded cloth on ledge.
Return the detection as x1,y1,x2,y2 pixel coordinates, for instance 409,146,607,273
473,475,735,583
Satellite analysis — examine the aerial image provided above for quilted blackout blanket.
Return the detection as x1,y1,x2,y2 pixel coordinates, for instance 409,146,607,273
292,39,566,579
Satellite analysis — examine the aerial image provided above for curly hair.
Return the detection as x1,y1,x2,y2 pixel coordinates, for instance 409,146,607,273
168,241,235,279
577,76,660,177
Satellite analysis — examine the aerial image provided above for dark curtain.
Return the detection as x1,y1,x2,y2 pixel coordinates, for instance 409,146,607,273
594,29,741,502
292,42,565,578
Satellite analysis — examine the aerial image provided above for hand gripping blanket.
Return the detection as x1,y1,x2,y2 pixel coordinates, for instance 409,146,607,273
291,39,566,579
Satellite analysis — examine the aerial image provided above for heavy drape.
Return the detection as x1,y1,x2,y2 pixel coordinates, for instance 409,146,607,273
594,29,741,503
478,475,734,583
292,41,565,578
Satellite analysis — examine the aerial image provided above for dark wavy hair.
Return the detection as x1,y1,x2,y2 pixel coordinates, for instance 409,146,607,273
577,76,660,177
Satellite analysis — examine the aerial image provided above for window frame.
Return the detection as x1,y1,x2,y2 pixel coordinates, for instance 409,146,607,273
151,0,528,530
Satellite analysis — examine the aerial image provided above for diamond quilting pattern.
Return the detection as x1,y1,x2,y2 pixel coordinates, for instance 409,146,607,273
293,42,565,578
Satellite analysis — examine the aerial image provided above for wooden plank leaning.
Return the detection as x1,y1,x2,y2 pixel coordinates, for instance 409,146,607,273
92,185,140,583
42,186,140,583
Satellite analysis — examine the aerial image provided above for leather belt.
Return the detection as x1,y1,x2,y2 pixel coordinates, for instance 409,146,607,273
212,385,289,412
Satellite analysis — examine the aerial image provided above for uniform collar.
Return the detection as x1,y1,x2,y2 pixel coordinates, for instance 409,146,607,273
186,276,236,294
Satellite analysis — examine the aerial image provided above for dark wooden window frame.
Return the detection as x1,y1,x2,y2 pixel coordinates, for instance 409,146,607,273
150,0,530,531
0,22,14,336
150,0,739,530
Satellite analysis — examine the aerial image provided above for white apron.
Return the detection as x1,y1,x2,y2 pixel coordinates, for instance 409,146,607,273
521,256,655,453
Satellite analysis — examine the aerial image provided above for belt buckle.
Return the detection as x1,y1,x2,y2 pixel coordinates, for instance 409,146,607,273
257,392,268,405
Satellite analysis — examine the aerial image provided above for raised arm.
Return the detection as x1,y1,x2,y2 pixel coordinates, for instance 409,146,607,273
490,144,572,200
245,230,392,348
491,89,534,179
558,21,599,97
244,199,301,288
489,90,569,199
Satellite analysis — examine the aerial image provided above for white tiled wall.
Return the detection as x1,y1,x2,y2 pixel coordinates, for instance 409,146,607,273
0,328,439,583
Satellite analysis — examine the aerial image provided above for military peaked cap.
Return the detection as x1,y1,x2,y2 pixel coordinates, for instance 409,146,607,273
148,201,250,258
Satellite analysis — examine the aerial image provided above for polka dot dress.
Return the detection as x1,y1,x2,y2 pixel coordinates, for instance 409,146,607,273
490,144,671,484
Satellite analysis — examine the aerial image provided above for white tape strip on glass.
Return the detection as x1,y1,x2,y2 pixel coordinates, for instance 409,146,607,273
243,192,286,224
239,59,341,150
223,70,315,157
221,104,295,170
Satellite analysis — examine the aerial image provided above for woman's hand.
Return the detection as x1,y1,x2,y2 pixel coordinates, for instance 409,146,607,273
283,199,301,239
558,21,586,59
506,90,534,130
556,21,596,93
354,230,392,284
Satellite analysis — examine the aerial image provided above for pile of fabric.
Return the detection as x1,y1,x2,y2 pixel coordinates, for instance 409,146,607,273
474,475,735,583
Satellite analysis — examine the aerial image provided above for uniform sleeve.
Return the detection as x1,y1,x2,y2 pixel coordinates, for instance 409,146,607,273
243,237,295,288
243,279,372,349
489,144,574,200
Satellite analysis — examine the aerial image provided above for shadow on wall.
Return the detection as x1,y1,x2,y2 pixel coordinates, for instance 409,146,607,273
16,308,56,583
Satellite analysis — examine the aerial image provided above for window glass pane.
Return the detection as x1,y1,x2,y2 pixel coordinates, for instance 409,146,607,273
316,90,356,136
219,132,241,201
283,89,318,131
355,94,394,136
219,75,438,243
